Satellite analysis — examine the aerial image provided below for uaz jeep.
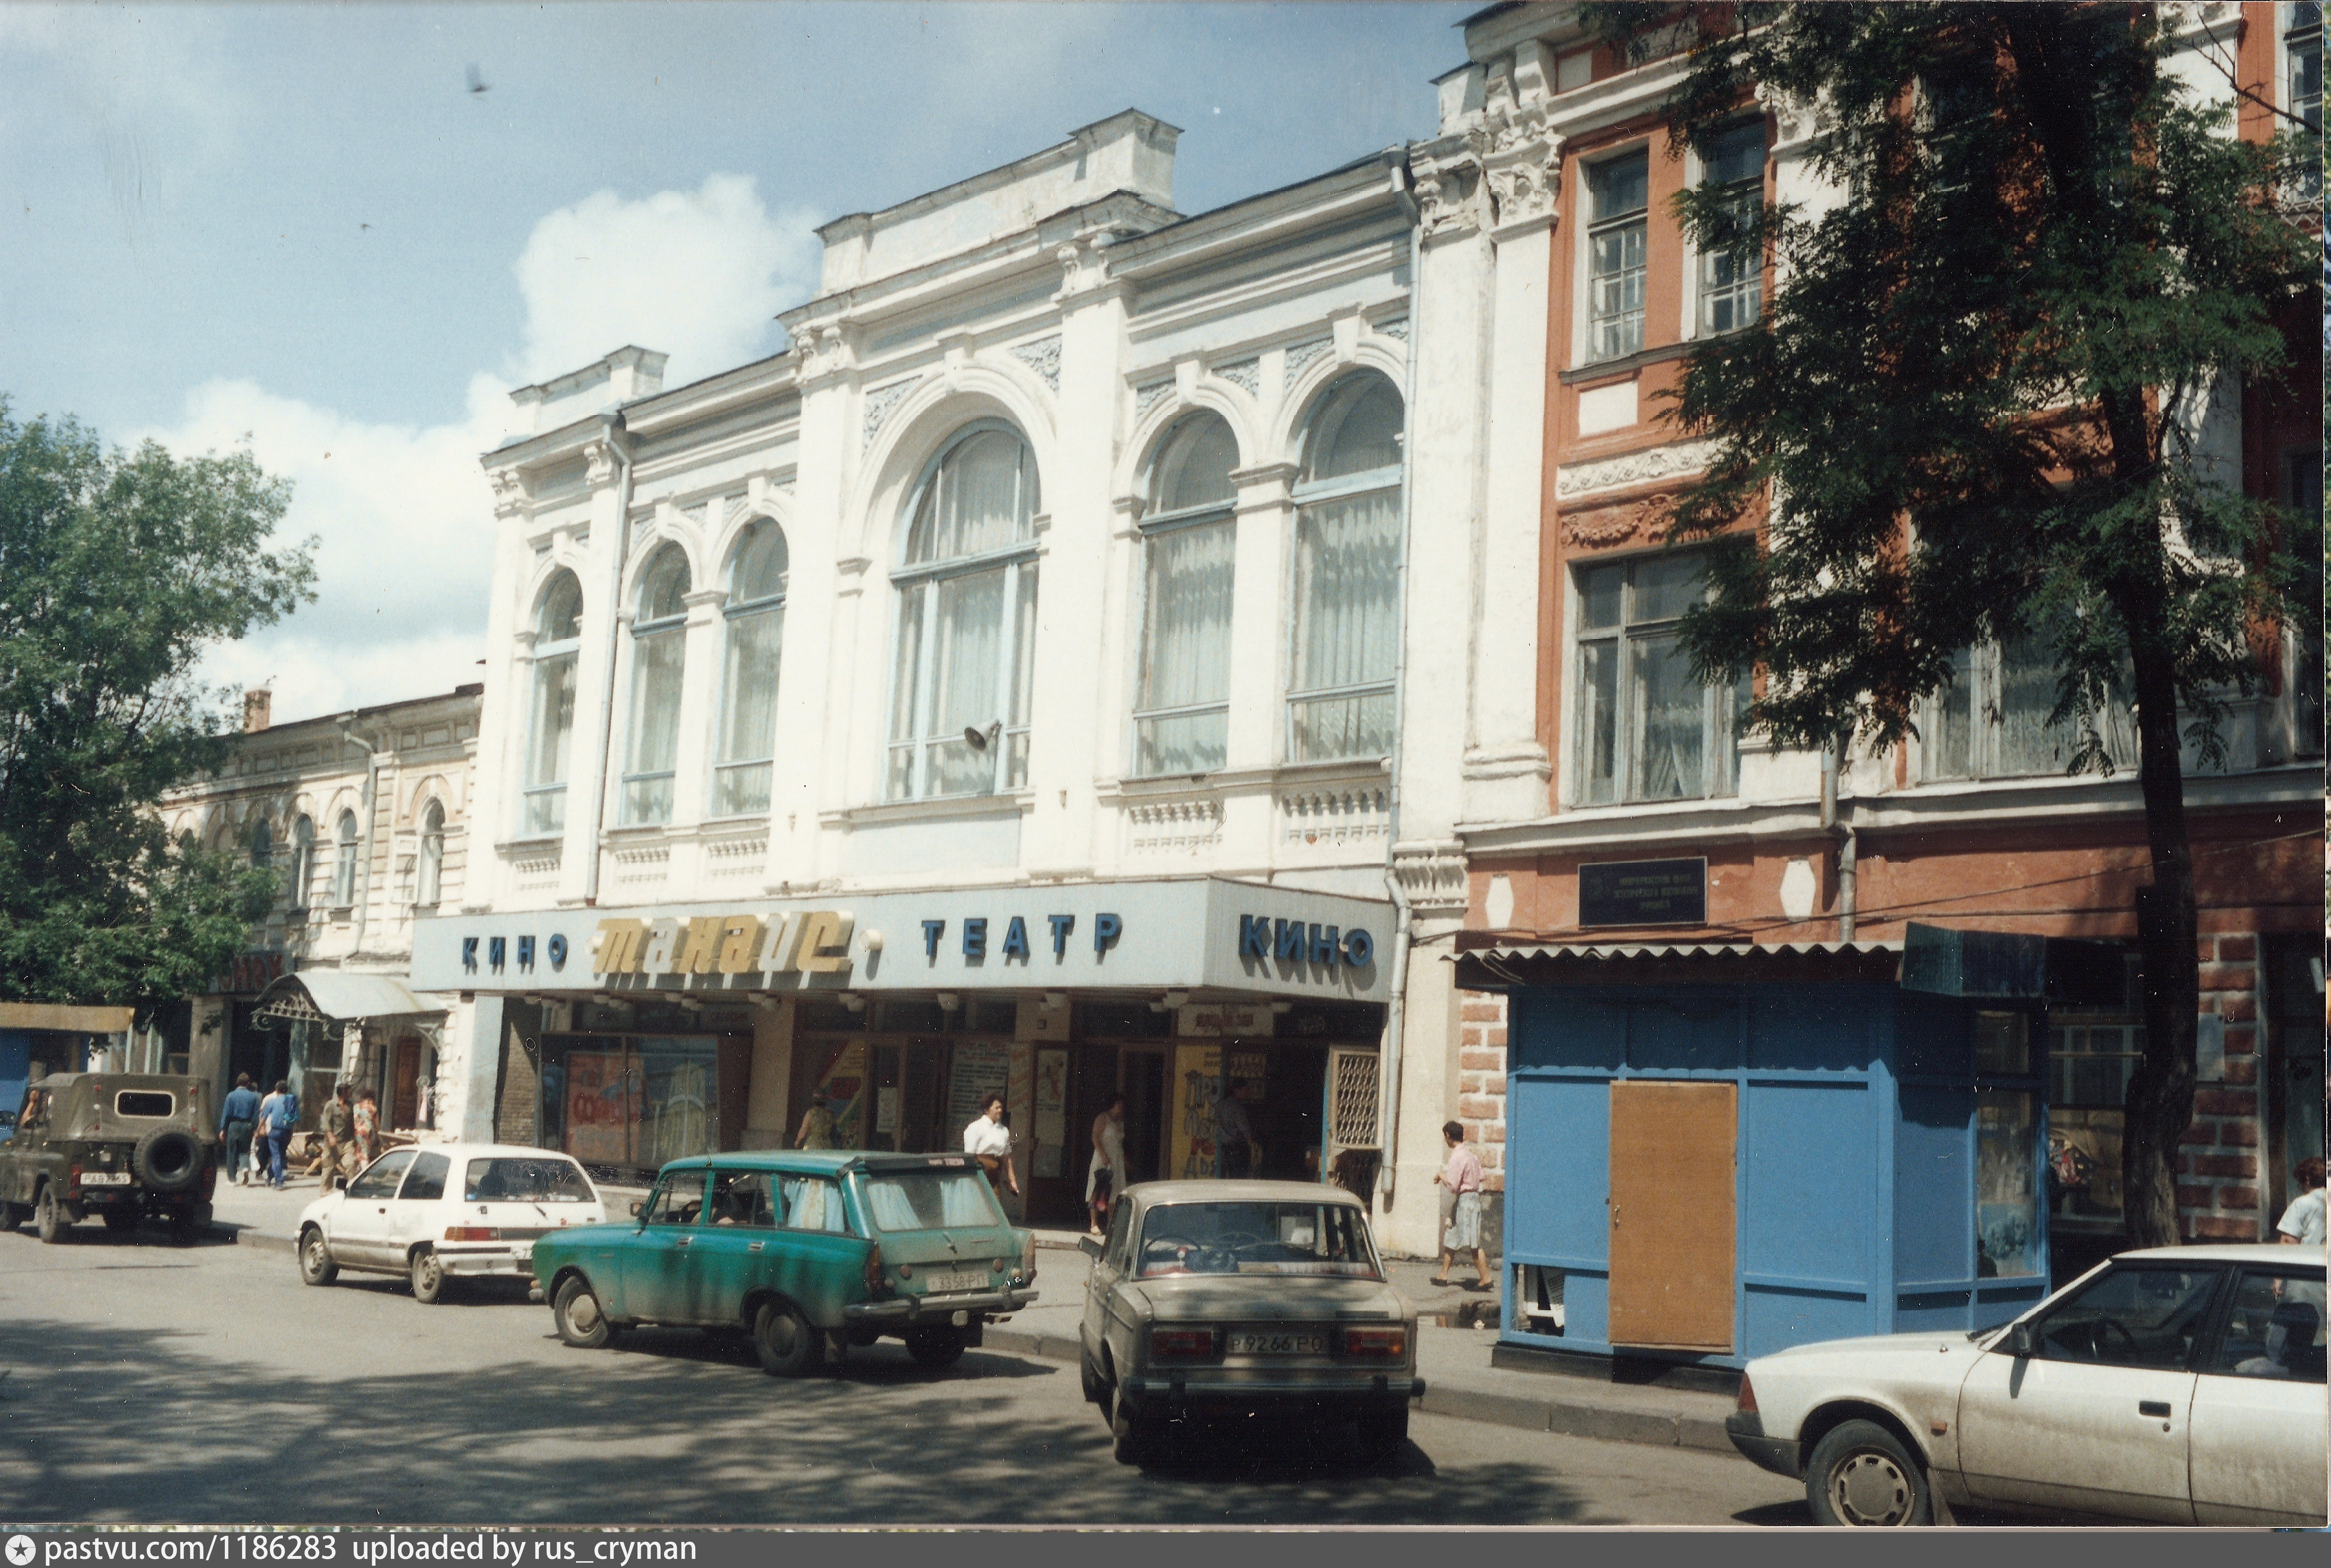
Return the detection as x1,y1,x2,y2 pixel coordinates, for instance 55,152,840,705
0,1073,219,1242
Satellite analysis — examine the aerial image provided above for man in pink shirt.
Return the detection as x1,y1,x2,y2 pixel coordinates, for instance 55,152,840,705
1432,1120,1493,1292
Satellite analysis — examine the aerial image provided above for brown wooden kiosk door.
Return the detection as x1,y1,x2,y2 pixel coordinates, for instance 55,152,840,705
1608,1080,1736,1352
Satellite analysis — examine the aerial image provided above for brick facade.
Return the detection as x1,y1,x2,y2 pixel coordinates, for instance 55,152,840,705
2180,932,2269,1242
1458,989,1509,1193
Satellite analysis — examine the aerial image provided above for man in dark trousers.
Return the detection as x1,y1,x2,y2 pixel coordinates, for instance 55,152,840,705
218,1074,260,1187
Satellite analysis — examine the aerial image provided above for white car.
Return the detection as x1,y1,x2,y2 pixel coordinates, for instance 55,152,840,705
296,1142,606,1303
1729,1244,2326,1526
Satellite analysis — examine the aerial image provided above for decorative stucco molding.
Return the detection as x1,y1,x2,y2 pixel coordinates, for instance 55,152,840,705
1214,357,1260,399
1134,380,1173,425
489,469,528,518
1561,491,1676,551
582,441,618,487
1373,318,1409,343
1282,339,1332,389
1552,439,1719,501
1413,154,1486,238
1010,335,1063,393
1391,838,1470,918
862,377,923,451
1468,106,1563,233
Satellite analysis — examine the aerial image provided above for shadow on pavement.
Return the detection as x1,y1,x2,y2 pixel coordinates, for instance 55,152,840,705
0,1315,1611,1526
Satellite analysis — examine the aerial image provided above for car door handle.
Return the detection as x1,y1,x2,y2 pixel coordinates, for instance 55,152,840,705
674,1236,692,1248
2138,1401,2172,1418
747,1242,764,1253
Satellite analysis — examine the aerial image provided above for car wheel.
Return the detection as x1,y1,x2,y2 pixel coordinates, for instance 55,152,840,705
299,1227,339,1286
34,1186,69,1244
1357,1406,1408,1461
752,1300,820,1378
905,1328,967,1371
553,1275,616,1349
1111,1402,1162,1467
0,1202,26,1231
101,1208,141,1232
1806,1419,1933,1527
410,1249,450,1304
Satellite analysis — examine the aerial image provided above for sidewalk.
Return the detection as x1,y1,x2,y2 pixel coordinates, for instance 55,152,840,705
212,1187,1736,1457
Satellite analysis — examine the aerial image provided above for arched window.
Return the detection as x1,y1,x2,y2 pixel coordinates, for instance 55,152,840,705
713,522,788,816
1134,414,1239,776
524,570,584,835
1288,374,1403,762
248,816,273,869
621,545,691,825
289,815,314,908
332,810,359,908
416,799,446,907
888,425,1039,799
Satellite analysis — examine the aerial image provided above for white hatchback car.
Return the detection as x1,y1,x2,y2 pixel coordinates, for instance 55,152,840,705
1729,1244,2326,1527
296,1142,605,1303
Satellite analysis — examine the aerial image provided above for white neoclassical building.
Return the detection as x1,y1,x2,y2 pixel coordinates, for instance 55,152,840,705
422,109,1502,1235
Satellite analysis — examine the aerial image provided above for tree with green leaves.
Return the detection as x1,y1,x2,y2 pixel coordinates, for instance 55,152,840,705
1584,3,2320,1248
0,401,316,1014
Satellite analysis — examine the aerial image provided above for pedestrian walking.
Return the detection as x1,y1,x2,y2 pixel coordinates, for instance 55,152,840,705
2278,1157,2326,1248
218,1074,260,1187
257,1080,297,1189
964,1091,1021,1204
1211,1088,1258,1180
795,1096,837,1150
1432,1120,1493,1292
351,1088,380,1167
319,1084,353,1193
1087,1093,1127,1235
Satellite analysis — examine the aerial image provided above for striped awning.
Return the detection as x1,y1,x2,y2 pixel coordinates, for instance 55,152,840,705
1455,938,1904,988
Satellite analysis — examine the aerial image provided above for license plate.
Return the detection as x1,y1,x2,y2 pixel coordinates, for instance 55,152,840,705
79,1172,132,1186
925,1270,985,1294
1227,1331,1327,1356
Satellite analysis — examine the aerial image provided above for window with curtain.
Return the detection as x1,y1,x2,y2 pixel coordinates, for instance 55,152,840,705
1288,376,1403,764
1573,552,1746,804
524,571,583,835
713,522,788,817
416,800,445,907
289,815,313,908
1694,121,1765,336
888,426,1039,800
1587,151,1649,362
1135,414,1239,776
621,546,691,826
332,810,358,908
1923,634,2140,782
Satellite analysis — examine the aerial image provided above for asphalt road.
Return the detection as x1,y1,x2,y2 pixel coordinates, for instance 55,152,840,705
0,1216,1814,1527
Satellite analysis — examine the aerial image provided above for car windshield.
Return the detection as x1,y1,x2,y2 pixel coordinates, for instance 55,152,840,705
861,1171,1001,1232
1136,1201,1382,1279
464,1157,595,1204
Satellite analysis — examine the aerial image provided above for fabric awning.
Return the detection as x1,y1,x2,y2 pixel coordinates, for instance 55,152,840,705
251,972,444,1027
1454,938,1904,989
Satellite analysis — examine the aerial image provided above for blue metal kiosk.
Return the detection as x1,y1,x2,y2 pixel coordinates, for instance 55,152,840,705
1466,929,2057,1371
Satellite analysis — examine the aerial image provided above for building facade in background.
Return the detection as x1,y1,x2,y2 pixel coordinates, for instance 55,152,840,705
1439,1,2324,1370
153,687,482,1138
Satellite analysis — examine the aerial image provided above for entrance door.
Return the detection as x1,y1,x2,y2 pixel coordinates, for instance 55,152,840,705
1121,1048,1168,1186
1608,1080,1736,1352
391,1037,420,1130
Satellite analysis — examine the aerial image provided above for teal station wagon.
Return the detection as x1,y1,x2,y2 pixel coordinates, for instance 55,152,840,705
529,1150,1038,1376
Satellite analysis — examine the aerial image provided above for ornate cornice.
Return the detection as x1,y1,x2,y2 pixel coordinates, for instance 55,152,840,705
1553,439,1718,501
1392,838,1471,918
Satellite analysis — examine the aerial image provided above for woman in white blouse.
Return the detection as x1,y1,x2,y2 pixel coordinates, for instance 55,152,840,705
963,1092,1020,1201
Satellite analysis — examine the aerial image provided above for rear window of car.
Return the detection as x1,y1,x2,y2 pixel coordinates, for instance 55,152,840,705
116,1092,174,1118
861,1171,1001,1232
1136,1201,1382,1280
463,1157,595,1204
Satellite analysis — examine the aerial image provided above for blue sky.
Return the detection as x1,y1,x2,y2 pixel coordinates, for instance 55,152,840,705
2,1,1470,718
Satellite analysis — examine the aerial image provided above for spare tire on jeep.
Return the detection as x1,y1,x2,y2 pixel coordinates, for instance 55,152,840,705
133,1127,205,1193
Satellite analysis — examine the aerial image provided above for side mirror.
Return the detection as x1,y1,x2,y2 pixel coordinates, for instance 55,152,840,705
628,1200,644,1218
1078,1235,1104,1260
2006,1320,2038,1358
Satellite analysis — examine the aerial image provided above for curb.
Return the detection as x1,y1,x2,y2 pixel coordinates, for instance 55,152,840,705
981,1324,1733,1455
226,1225,297,1256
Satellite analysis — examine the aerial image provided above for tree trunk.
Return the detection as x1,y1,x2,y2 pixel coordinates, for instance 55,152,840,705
2118,600,2200,1252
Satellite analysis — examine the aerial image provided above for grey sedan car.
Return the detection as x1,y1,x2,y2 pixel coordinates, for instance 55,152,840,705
1076,1179,1424,1465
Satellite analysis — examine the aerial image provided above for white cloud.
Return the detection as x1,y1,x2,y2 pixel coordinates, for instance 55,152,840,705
510,173,823,387
141,173,823,723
